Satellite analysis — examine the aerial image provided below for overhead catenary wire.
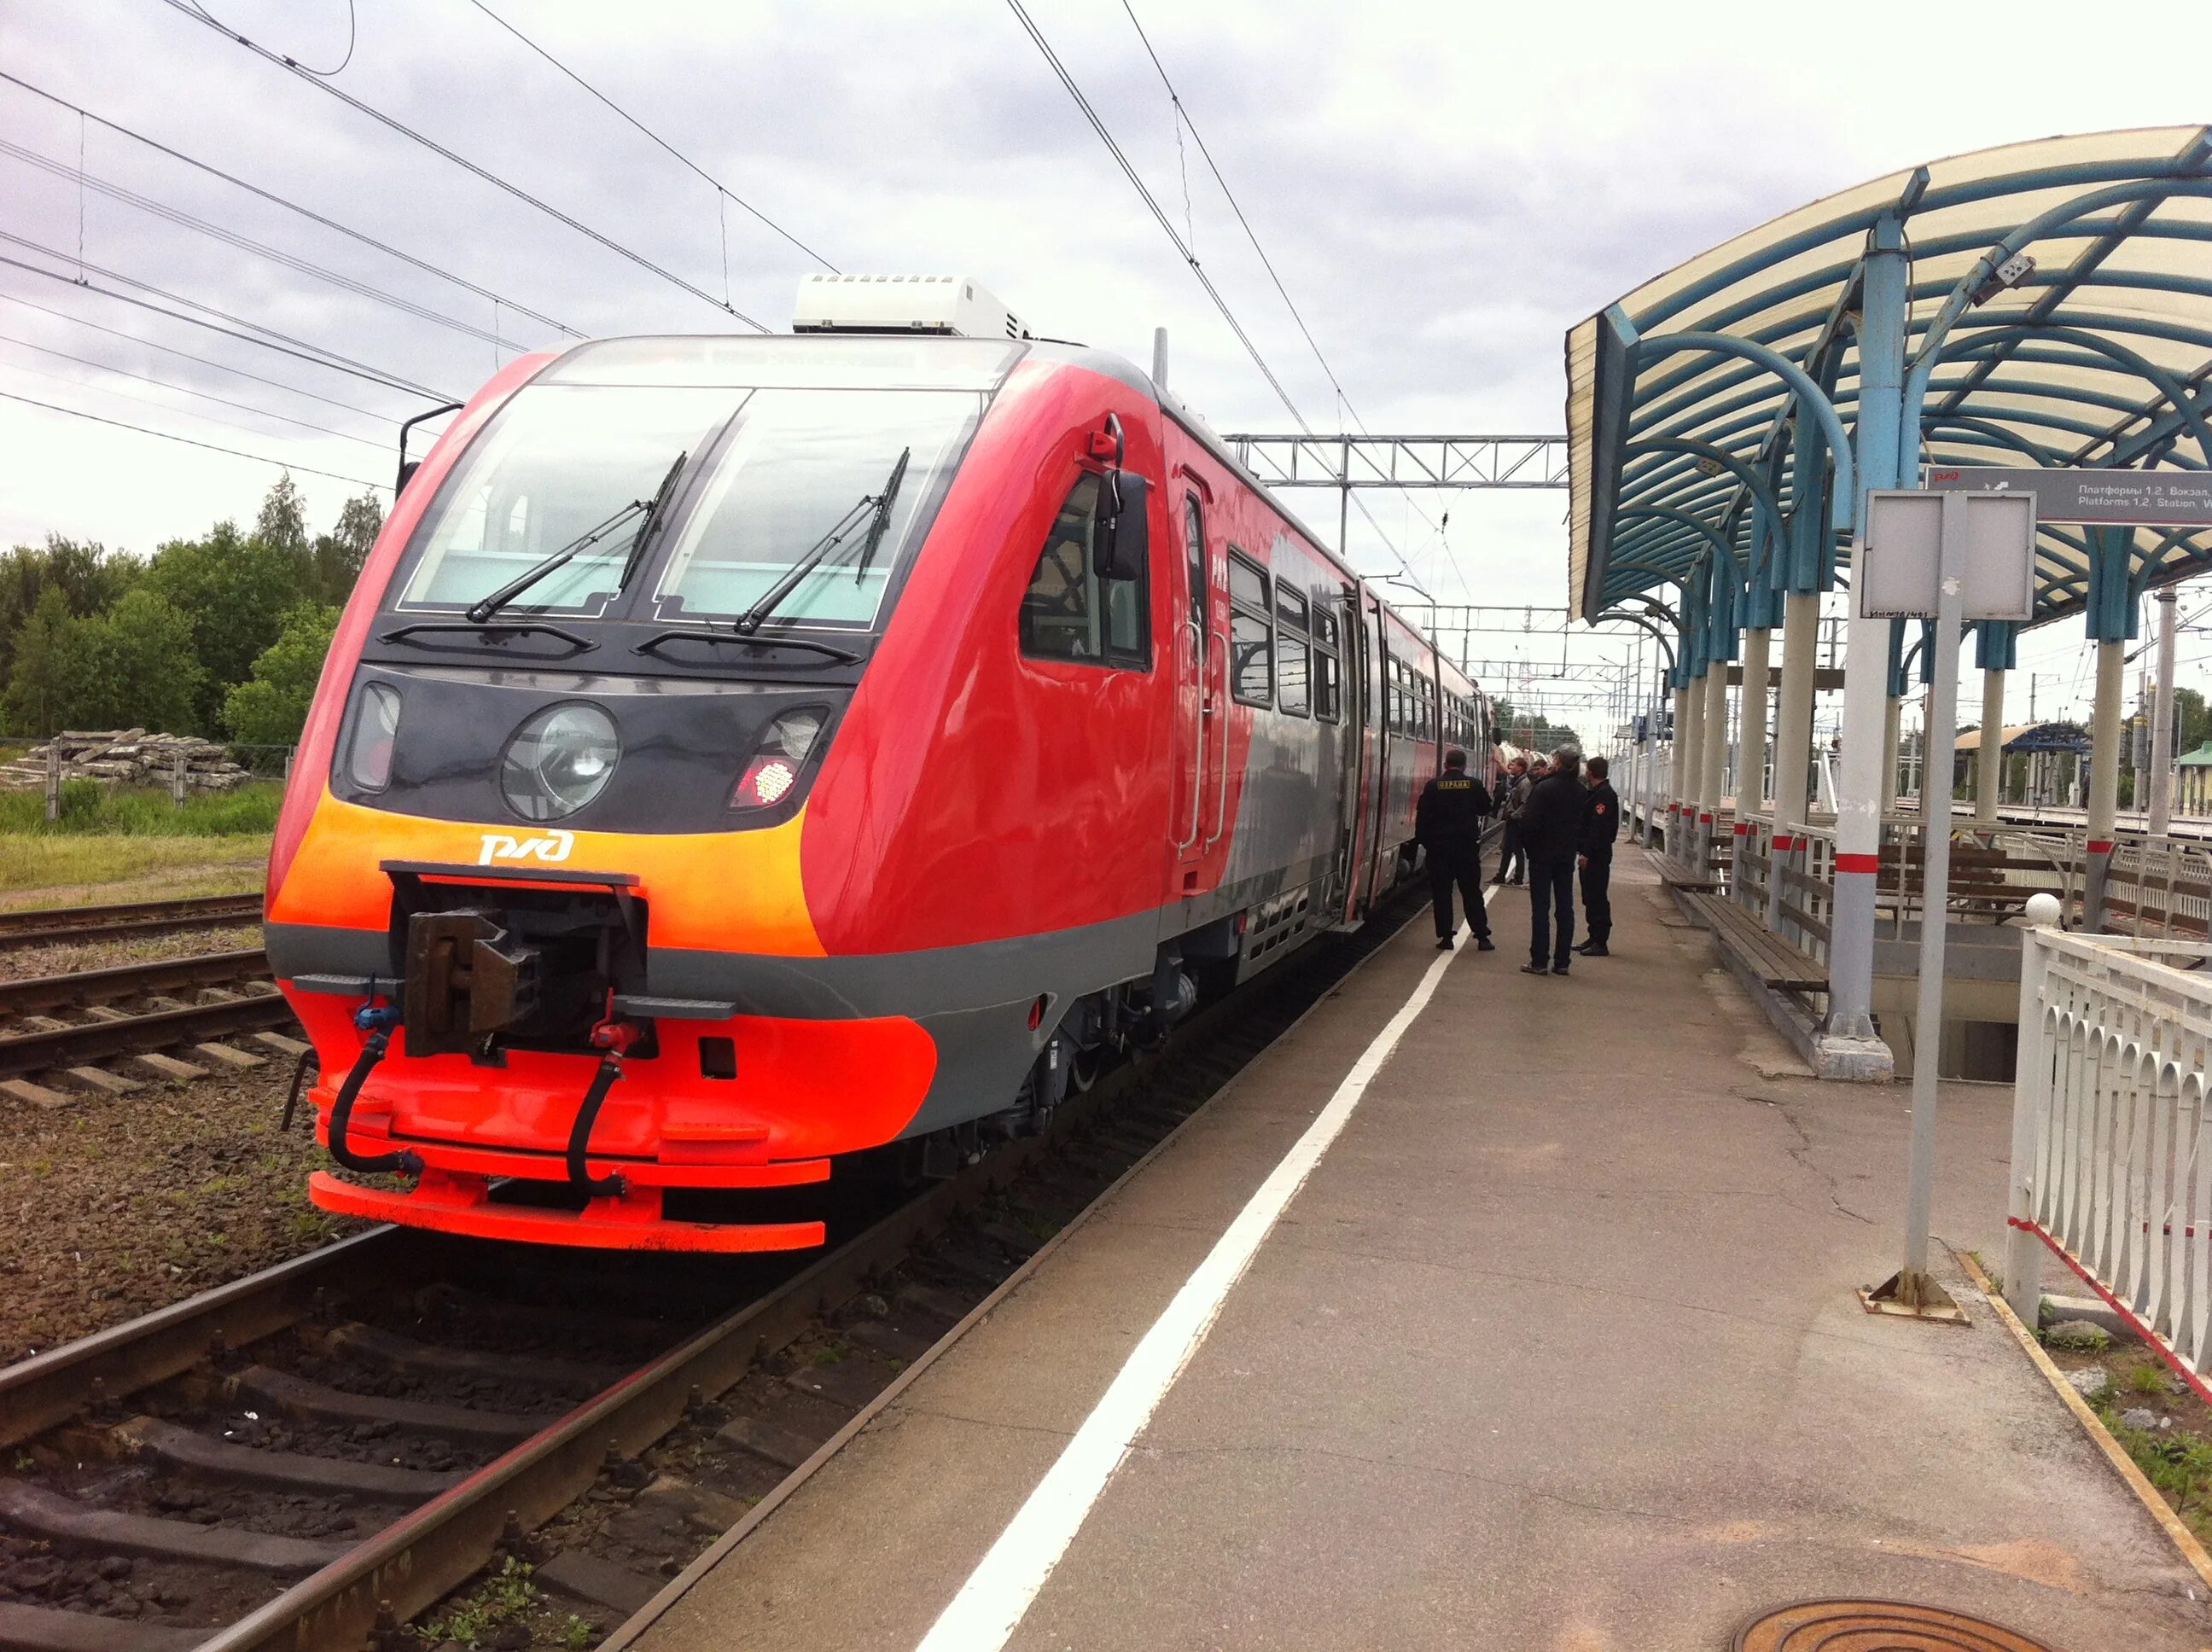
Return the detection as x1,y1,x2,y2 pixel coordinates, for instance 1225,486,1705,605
0,286,402,426
0,353,376,455
158,0,772,332
0,330,387,448
1,137,541,351
0,239,457,401
462,0,839,275
0,71,582,338
0,387,387,490
1117,1,1468,602
999,0,1425,592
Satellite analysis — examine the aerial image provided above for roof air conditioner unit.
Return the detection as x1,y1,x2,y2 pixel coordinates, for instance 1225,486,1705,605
792,274,1031,340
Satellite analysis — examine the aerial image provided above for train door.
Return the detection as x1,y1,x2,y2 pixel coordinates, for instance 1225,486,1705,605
1170,481,1220,893
1355,591,1391,913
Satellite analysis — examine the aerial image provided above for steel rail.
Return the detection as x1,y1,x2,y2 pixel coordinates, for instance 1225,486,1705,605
0,989,295,1077
0,893,262,950
0,947,270,1017
0,886,1429,1652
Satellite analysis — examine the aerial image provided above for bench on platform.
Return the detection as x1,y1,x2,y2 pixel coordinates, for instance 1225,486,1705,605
1656,863,1722,894
1681,893,1828,993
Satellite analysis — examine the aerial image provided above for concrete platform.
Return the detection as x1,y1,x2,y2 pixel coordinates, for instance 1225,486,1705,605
625,858,2211,1651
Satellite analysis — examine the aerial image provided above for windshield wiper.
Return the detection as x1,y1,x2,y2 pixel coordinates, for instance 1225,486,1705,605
733,448,912,636
464,497,649,625
849,446,910,587
615,450,689,596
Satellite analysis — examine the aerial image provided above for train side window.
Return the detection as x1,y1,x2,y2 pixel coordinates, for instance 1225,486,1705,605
1183,496,1207,660
1315,649,1340,722
1227,550,1272,707
1019,473,1150,669
1275,588,1309,717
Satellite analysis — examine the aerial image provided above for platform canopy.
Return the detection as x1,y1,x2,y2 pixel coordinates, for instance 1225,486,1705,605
1568,127,2212,639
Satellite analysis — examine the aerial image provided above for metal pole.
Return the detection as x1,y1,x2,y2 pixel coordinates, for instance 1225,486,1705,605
1866,496,1967,1320
1881,695,1902,815
2151,587,2178,835
2085,638,2125,929
1976,667,2004,824
1770,591,1818,932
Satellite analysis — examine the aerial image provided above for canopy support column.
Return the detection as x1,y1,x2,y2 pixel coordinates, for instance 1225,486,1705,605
1976,672,2005,823
1736,625,1772,906
1824,217,1906,1077
1669,682,1690,852
1677,670,1706,866
1702,665,1727,877
2086,639,2125,928
1769,593,1819,934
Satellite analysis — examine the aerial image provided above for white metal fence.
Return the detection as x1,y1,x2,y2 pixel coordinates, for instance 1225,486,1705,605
2005,926,2212,1393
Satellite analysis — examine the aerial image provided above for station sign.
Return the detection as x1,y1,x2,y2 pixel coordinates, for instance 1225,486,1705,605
1925,465,2212,527
1856,489,2036,622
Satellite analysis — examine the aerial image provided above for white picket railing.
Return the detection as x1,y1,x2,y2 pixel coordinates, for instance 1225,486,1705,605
2005,926,2212,1393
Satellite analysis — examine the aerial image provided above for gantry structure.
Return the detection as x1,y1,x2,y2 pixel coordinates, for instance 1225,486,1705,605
1566,125,2212,1074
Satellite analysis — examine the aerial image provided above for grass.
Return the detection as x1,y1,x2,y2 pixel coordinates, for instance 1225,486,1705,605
2095,1395,2212,1544
0,779,282,836
0,833,268,904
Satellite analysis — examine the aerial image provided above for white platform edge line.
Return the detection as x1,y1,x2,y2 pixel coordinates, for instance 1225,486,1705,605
912,888,1493,1652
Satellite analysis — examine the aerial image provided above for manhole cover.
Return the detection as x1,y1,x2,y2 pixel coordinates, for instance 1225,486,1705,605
1735,1598,2057,1651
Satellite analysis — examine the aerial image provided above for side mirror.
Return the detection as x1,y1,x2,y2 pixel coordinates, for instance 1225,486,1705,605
1098,470,1150,581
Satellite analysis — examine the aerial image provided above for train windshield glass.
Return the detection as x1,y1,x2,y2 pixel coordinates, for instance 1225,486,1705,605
394,384,978,631
649,388,976,628
396,386,735,617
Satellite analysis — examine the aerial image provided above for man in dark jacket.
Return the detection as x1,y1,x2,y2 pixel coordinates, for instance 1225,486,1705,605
1415,749,1494,953
1516,746,1585,976
1575,754,1621,957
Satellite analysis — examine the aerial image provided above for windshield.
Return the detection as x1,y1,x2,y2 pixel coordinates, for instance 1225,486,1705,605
394,382,980,630
397,386,731,616
651,389,972,626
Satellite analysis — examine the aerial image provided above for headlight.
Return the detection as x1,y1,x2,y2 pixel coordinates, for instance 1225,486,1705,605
731,707,828,811
341,681,401,793
501,703,620,821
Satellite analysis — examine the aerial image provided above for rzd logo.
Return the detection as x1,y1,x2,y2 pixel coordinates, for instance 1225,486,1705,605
477,829,574,867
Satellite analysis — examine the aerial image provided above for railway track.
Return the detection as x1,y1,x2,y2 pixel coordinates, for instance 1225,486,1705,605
0,893,1423,1652
0,950,294,1091
0,896,263,953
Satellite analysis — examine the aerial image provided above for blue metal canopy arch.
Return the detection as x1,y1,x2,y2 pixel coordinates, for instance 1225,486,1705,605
1567,127,2212,645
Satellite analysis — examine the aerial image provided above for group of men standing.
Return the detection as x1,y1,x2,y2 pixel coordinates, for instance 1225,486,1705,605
1413,746,1618,975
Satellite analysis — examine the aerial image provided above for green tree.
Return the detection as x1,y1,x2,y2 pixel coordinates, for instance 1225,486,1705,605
0,534,140,683
255,472,312,585
74,589,202,735
0,586,84,736
223,603,339,745
2178,686,2211,755
143,520,306,732
310,491,384,605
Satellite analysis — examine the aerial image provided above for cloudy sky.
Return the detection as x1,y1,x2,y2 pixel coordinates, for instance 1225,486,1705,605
3,0,2209,728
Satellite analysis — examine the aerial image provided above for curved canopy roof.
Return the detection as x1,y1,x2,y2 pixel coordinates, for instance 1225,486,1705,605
1568,127,2212,637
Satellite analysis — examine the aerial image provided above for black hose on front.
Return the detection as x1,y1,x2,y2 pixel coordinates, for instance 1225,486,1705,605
326,1025,424,1177
564,1054,628,1199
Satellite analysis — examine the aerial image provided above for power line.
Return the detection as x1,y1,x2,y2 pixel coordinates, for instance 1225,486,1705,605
0,286,402,426
159,0,771,331
462,0,839,275
0,238,455,400
0,353,370,453
2,136,532,350
998,0,1423,593
0,387,387,490
1117,2,1467,602
0,70,581,338
0,329,387,448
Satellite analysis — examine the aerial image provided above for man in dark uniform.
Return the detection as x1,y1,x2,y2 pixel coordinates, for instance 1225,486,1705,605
1516,746,1585,976
1416,749,1494,952
1575,754,1620,957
